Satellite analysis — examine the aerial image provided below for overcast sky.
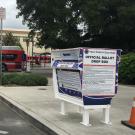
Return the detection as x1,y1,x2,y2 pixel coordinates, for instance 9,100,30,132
0,0,27,29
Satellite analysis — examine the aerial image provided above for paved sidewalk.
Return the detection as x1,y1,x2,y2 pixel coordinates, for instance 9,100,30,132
0,85,135,135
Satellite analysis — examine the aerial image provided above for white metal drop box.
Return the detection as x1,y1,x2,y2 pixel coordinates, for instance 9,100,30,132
51,48,121,126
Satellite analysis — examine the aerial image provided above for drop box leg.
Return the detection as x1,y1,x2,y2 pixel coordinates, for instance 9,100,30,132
80,109,91,126
102,106,111,125
60,101,66,115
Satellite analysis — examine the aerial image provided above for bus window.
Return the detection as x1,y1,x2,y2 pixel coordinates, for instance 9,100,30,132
22,53,26,61
2,54,17,60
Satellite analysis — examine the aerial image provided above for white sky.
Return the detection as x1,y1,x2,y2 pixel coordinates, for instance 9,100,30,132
0,0,27,29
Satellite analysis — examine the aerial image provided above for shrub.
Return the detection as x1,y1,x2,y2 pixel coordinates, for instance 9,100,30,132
119,53,135,84
2,73,48,86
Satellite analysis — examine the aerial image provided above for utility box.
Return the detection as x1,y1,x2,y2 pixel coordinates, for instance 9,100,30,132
51,48,121,126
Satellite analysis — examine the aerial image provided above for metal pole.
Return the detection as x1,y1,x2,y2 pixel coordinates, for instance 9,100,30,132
31,38,34,68
0,18,3,85
26,40,29,55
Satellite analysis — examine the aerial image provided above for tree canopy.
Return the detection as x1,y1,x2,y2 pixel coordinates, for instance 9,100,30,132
17,0,135,52
3,32,22,48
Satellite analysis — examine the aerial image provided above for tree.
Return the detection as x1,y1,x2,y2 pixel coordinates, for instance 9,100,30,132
80,0,135,53
3,32,22,48
17,0,83,49
17,0,135,52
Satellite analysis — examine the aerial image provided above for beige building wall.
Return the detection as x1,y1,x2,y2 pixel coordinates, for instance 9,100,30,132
3,28,51,56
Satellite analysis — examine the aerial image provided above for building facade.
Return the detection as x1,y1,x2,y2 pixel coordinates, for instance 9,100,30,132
3,28,51,56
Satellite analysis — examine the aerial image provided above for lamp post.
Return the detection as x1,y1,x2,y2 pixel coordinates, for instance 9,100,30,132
26,38,29,56
28,31,35,68
31,37,34,68
0,7,6,85
25,38,31,72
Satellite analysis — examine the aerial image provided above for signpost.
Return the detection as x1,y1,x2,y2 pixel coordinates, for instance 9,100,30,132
0,7,7,133
51,48,121,126
0,7,6,85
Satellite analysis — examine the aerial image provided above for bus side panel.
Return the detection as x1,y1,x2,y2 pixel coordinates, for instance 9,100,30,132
2,50,26,71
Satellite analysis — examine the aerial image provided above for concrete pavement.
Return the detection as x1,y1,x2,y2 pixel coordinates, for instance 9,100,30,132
0,85,134,135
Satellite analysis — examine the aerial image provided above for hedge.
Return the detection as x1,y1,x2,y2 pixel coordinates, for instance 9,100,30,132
119,53,135,85
2,73,48,86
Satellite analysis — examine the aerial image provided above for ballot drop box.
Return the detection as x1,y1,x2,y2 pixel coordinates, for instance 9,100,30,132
51,48,121,126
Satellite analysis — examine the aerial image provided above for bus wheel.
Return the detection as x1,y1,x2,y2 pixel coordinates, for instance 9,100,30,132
2,64,7,72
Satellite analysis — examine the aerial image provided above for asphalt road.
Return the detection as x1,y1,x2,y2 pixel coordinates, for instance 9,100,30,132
0,101,46,135
4,66,52,77
31,68,52,78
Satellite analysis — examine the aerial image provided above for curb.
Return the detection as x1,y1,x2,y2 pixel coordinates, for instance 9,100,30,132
0,94,69,135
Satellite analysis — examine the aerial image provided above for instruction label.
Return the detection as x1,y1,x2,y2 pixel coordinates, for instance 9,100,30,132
83,49,117,96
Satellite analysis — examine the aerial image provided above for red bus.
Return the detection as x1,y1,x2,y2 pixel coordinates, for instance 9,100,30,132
2,46,26,71
28,52,51,65
40,52,51,63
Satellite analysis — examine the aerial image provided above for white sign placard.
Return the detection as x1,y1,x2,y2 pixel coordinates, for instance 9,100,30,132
57,70,81,92
82,49,117,96
82,66,116,96
84,49,117,66
52,49,80,61
0,7,6,20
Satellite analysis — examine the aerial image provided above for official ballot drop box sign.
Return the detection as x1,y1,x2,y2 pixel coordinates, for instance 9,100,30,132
51,48,121,126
